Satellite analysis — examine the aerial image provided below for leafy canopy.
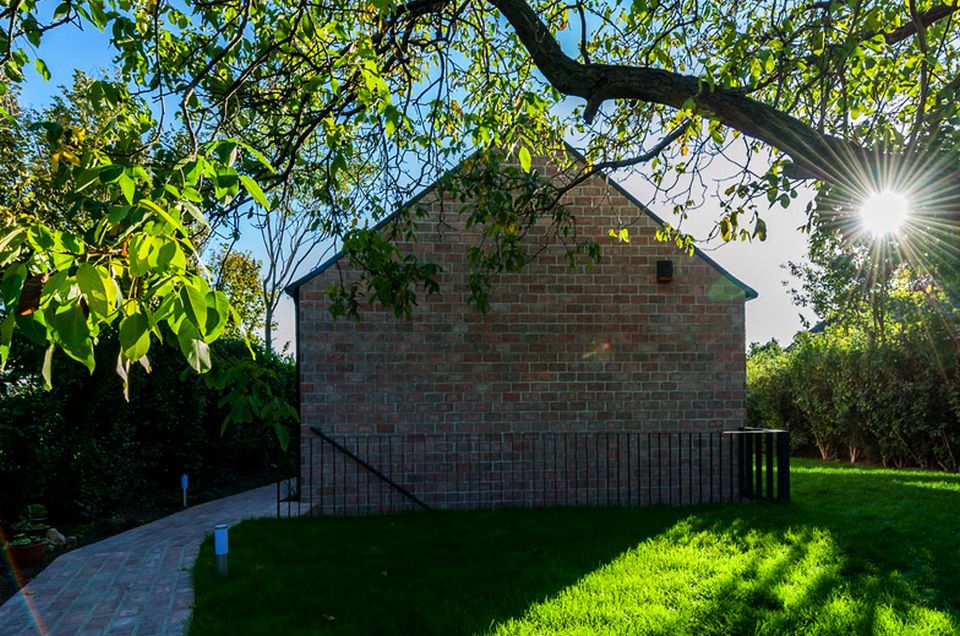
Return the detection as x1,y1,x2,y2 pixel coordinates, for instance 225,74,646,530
2,0,959,382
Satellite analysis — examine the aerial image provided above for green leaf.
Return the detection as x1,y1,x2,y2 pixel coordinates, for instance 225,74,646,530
53,1,71,21
118,172,136,204
156,241,186,271
16,311,48,345
812,30,825,56
0,314,14,370
234,141,275,173
140,199,186,236
75,168,101,193
49,301,94,372
28,224,62,251
119,312,151,361
34,58,51,81
152,293,178,323
754,218,767,241
99,164,124,184
213,140,239,166
128,235,156,277
239,175,270,210
180,280,208,335
42,344,54,389
0,226,25,254
76,263,111,317
177,320,212,373
214,168,240,201
2,263,26,311
273,422,290,450
205,290,230,341
518,147,532,173
108,206,130,224
720,217,731,241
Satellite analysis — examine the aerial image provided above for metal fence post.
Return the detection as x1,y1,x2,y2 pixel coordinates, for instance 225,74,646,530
743,432,753,498
765,432,774,500
777,431,791,502
754,433,763,497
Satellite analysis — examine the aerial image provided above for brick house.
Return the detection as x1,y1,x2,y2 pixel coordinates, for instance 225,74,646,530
287,153,759,515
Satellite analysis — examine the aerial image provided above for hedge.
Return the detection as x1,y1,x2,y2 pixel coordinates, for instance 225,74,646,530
747,328,960,470
0,334,298,524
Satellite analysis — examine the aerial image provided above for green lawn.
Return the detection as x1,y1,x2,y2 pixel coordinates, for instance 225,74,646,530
190,459,960,635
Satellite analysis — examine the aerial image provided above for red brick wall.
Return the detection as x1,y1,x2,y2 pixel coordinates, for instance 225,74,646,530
294,168,750,514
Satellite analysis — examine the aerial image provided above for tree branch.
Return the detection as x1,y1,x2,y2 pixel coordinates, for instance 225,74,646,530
489,0,960,204
880,2,959,46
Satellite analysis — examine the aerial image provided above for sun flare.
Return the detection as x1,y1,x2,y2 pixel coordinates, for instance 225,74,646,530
860,190,909,236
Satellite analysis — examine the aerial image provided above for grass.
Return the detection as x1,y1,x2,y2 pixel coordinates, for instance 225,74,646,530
190,459,960,635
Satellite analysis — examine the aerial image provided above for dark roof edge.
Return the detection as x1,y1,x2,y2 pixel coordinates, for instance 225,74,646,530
283,206,399,296
285,145,759,301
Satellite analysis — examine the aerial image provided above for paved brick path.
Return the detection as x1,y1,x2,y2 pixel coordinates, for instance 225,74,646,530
0,484,285,635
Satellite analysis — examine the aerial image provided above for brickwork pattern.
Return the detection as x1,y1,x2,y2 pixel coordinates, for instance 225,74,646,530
295,167,750,513
0,485,281,636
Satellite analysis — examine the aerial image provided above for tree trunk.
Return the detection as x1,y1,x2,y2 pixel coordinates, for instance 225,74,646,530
264,305,274,354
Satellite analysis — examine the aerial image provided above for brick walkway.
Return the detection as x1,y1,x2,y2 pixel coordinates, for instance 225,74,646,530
0,484,286,635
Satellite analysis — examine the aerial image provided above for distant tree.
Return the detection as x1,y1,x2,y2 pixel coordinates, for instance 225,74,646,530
786,226,900,341
212,245,267,342
786,214,960,347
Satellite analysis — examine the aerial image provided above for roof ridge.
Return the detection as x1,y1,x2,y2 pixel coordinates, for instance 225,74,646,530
285,146,758,300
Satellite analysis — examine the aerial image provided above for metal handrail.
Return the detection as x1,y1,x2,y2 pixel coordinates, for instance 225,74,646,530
310,426,433,511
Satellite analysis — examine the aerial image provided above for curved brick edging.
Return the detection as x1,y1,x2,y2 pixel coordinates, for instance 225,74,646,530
0,485,282,635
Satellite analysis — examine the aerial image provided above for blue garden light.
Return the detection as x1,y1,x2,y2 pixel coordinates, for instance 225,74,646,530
214,524,229,578
181,473,189,508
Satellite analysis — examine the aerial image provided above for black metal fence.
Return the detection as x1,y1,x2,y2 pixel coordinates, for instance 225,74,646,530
276,427,790,517
737,427,791,501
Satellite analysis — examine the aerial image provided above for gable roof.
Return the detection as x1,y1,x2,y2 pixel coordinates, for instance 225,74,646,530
285,149,759,300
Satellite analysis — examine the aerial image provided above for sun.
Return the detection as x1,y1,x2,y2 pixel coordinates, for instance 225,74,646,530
860,190,909,236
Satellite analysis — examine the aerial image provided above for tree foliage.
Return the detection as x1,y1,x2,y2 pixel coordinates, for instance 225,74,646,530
212,244,267,342
749,256,960,468
2,0,960,382
749,327,960,469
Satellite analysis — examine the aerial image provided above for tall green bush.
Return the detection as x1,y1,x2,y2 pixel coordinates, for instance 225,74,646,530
0,335,298,523
745,341,796,431
747,322,960,470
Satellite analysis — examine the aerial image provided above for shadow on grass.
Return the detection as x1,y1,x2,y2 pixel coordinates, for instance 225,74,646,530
191,460,960,635
192,506,685,635
662,461,960,635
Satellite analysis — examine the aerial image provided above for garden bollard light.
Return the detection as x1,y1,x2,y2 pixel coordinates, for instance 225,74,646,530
181,473,189,508
214,524,229,578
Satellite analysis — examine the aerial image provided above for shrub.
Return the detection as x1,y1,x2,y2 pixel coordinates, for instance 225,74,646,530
748,324,960,470
0,334,297,523
746,341,800,434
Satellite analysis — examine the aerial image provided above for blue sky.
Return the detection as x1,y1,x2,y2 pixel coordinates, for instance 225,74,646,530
19,19,814,350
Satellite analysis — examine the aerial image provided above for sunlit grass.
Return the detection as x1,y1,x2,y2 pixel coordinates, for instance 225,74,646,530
191,459,960,635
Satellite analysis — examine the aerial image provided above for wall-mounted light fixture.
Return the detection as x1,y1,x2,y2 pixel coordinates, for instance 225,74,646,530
656,260,674,284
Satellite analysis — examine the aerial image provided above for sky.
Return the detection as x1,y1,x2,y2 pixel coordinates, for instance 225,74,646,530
17,19,817,352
